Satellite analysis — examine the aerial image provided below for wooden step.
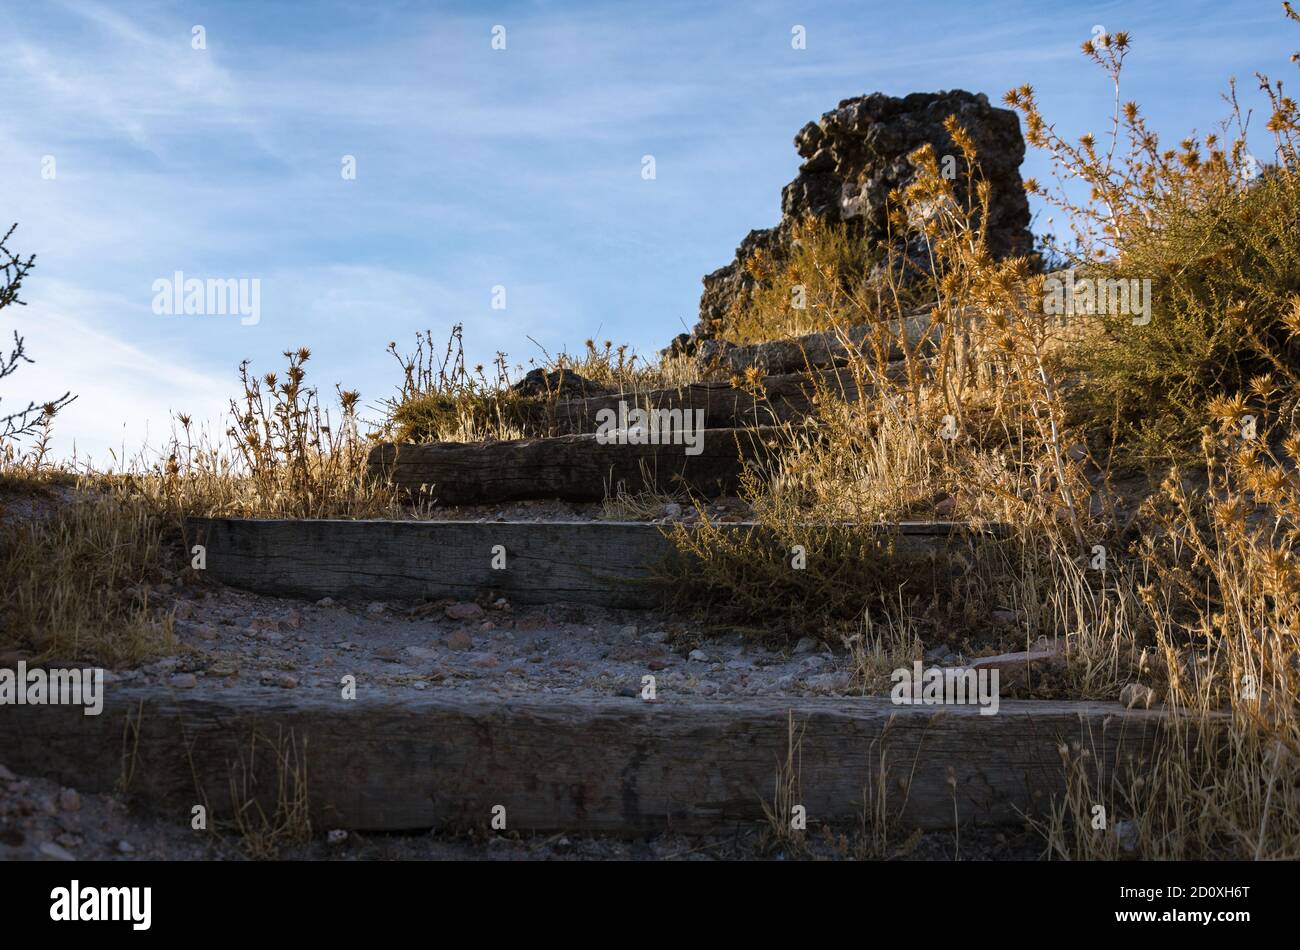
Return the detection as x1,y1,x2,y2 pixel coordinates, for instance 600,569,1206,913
1,683,1176,834
545,367,866,434
186,518,997,608
368,427,775,505
698,312,937,376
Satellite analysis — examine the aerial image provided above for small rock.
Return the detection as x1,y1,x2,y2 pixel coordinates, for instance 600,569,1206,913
446,602,485,621
275,673,300,689
445,629,474,651
471,654,499,669
196,624,218,641
38,841,75,861
169,673,198,690
117,840,135,854
366,602,386,616
405,646,439,660
327,829,348,845
492,598,510,610
793,636,819,655
687,649,709,663
316,597,335,607
806,671,854,693
58,788,80,812
0,764,16,782
968,643,1063,687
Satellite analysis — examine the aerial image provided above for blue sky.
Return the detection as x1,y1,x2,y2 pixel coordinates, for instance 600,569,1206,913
1,0,1294,463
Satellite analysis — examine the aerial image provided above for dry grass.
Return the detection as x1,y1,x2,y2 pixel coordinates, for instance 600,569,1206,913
381,324,700,444
227,728,313,860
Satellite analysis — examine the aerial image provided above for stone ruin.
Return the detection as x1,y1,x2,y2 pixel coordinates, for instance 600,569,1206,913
668,90,1035,356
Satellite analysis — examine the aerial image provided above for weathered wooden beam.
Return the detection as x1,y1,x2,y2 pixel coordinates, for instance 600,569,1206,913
698,312,938,376
1,684,1176,834
185,518,988,609
545,367,870,434
367,427,776,505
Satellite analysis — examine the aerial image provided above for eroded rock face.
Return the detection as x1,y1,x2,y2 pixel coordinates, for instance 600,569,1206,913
680,90,1034,351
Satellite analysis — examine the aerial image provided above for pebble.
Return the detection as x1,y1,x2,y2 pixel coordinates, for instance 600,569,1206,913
446,602,485,621
169,673,198,690
405,646,439,660
327,829,348,845
366,602,386,616
117,840,135,854
445,630,474,651
806,671,853,693
687,649,709,663
793,636,819,655
316,597,335,607
38,841,75,861
58,788,80,812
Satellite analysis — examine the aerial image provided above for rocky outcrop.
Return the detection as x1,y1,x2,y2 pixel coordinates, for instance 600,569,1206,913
673,90,1034,355
510,368,613,400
